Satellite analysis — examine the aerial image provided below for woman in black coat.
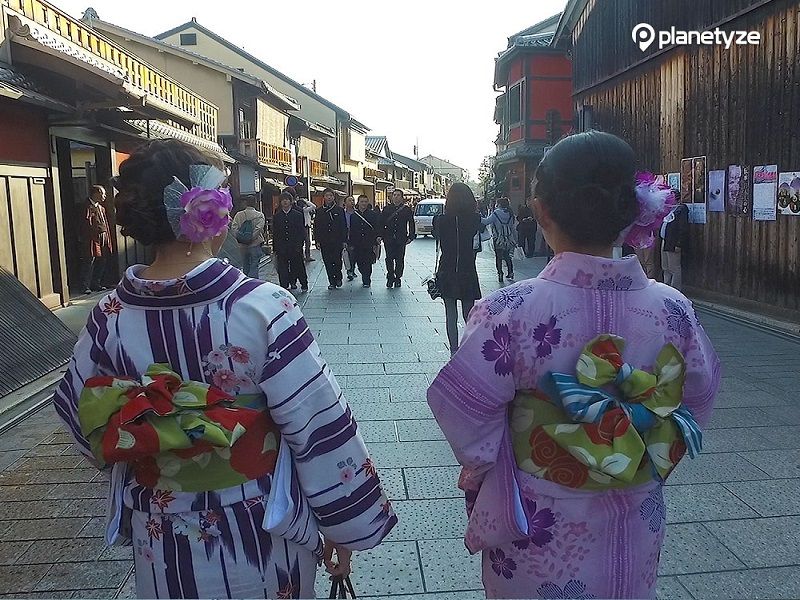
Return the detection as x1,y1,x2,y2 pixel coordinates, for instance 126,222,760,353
432,183,483,355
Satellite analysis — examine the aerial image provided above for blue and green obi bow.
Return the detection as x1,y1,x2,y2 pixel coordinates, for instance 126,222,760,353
543,335,701,483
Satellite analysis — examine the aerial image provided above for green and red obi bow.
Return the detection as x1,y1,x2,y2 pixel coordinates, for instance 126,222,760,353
78,364,279,493
510,335,701,490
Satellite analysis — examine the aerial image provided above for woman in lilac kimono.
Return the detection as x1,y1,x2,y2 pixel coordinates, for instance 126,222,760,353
54,140,396,599
428,132,719,599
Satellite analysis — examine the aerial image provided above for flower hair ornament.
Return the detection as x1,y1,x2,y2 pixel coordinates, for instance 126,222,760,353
163,165,233,253
619,172,677,250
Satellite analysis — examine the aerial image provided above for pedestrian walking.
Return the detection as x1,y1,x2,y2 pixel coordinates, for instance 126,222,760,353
53,139,396,599
348,195,380,287
80,185,113,294
343,195,357,281
273,191,308,292
289,189,316,262
482,197,517,282
432,182,482,355
516,201,538,258
661,188,689,289
314,188,348,289
230,194,266,279
428,131,718,600
379,189,416,288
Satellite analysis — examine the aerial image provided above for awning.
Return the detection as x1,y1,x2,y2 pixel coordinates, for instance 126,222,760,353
127,120,235,164
0,63,72,112
351,178,375,187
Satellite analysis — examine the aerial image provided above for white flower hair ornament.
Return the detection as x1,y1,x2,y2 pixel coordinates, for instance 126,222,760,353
619,172,677,250
163,164,233,246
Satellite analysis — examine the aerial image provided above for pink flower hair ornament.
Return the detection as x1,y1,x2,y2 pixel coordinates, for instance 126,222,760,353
619,171,677,250
163,165,233,244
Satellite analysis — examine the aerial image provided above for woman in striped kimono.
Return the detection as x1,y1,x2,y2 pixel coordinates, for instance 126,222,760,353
428,132,719,599
54,139,396,599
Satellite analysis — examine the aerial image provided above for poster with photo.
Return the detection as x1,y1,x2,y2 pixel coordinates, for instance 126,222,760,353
752,165,778,221
692,157,707,204
708,170,726,212
667,172,680,192
777,172,800,216
680,159,693,203
727,165,751,217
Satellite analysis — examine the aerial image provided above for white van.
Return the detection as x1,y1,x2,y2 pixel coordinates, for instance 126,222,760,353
413,198,446,237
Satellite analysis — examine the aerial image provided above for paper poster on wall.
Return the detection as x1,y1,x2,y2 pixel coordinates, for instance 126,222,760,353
727,165,751,217
752,165,778,221
667,172,680,191
680,159,693,203
689,203,707,224
778,172,800,216
707,170,726,212
692,157,707,204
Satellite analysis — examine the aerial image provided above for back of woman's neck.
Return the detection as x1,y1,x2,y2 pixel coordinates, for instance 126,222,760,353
141,253,213,280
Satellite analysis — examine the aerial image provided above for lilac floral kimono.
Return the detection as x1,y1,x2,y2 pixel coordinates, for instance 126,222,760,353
428,252,720,599
54,259,397,598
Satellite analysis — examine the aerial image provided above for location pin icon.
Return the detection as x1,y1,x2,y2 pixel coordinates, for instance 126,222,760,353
632,23,656,52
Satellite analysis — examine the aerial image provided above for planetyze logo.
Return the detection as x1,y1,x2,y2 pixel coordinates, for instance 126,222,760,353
632,23,760,52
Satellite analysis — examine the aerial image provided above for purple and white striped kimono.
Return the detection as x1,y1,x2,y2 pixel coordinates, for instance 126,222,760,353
428,252,719,599
54,258,397,599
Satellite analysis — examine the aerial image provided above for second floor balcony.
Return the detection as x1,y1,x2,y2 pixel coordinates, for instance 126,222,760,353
297,157,329,179
239,139,292,171
364,167,387,180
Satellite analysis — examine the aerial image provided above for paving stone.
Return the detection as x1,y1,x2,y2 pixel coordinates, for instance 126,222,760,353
404,466,463,500
723,479,800,517
0,564,51,593
0,499,69,520
347,374,429,388
33,560,132,592
376,468,407,500
17,538,107,564
58,498,107,518
389,386,431,403
396,420,445,442
705,516,800,568
0,450,26,471
313,542,424,597
358,420,398,443
4,517,89,541
678,565,800,599
348,402,433,421
368,441,457,468
738,449,800,479
388,498,467,541
664,483,759,523
659,523,745,575
0,470,34,485
330,362,386,376
343,388,390,404
655,576,694,600
24,443,73,457
77,517,106,538
354,352,419,364
702,427,789,453
715,389,791,408
27,469,99,485
418,538,482,592
666,453,770,485
383,362,437,374
360,593,484,600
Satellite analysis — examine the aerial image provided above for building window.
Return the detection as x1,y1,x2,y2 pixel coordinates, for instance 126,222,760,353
180,33,198,46
508,81,523,125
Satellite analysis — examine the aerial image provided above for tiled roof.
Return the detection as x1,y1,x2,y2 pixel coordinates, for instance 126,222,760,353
366,136,388,155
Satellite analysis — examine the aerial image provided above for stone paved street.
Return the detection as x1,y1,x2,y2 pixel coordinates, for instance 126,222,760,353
2,240,800,599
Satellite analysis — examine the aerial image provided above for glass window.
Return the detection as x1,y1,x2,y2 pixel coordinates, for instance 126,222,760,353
508,82,522,124
180,33,198,46
415,203,443,216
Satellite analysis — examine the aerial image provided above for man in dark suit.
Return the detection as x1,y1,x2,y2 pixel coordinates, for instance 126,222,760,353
348,195,380,287
379,189,415,288
313,188,348,290
272,191,308,292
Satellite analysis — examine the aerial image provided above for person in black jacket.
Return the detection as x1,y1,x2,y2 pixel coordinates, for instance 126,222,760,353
272,191,308,291
433,183,483,355
348,195,380,287
660,188,689,289
516,202,538,258
379,189,416,287
314,188,348,289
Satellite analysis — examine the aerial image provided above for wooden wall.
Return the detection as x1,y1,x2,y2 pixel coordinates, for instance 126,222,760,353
574,0,800,312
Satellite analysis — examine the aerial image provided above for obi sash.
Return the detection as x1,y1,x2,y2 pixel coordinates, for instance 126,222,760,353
78,364,279,493
510,335,702,491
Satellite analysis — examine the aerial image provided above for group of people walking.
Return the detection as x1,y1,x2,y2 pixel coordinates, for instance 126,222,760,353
55,132,718,600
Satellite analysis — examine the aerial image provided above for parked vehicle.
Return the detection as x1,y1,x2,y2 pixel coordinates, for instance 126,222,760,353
413,198,446,237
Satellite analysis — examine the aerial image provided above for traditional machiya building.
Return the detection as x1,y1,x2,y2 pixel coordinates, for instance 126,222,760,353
419,155,468,185
84,13,306,215
554,0,800,318
153,18,369,202
493,13,573,212
0,0,225,308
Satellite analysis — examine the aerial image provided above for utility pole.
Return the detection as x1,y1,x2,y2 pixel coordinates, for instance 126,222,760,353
312,79,316,92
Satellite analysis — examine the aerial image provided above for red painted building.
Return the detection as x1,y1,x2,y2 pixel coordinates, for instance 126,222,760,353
493,14,573,210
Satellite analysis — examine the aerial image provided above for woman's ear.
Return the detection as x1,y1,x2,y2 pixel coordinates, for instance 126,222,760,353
532,198,551,230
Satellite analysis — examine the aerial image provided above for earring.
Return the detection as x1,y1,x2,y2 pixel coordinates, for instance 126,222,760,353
186,243,193,257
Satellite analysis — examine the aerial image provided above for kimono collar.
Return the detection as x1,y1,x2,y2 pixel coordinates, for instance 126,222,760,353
538,252,650,291
117,258,243,308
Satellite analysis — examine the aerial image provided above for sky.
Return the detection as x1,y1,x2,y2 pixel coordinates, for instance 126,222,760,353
55,0,567,179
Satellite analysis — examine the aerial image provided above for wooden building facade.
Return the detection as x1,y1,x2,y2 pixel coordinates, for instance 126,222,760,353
555,0,800,316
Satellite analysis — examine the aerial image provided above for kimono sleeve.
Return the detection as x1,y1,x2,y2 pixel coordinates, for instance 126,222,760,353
682,309,721,428
427,300,517,476
258,300,396,550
